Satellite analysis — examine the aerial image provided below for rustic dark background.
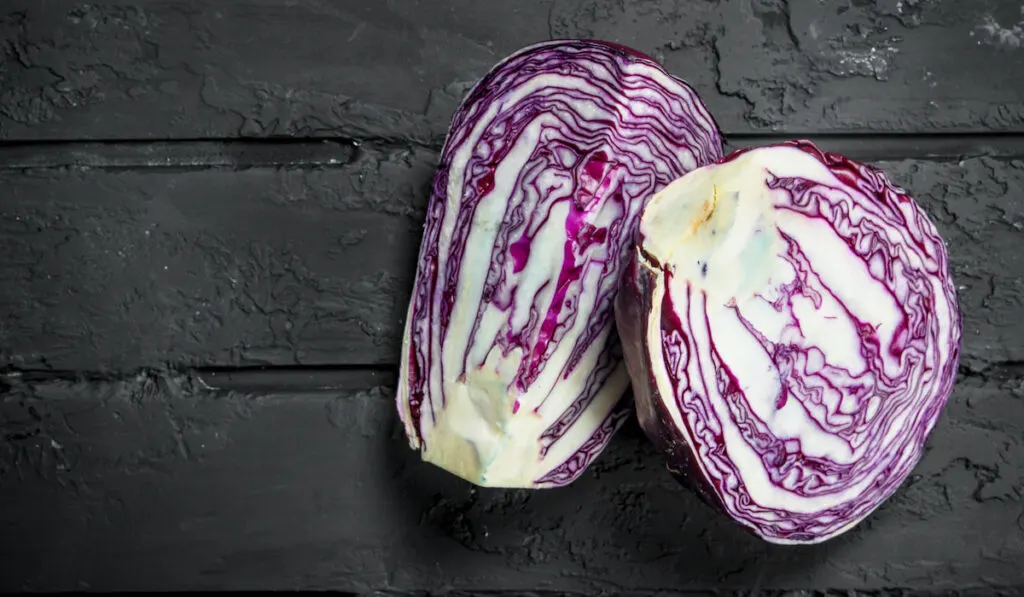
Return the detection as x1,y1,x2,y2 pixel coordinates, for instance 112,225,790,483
1,0,1022,594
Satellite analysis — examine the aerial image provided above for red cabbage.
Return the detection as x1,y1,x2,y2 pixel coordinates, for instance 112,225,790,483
397,40,723,488
615,140,961,542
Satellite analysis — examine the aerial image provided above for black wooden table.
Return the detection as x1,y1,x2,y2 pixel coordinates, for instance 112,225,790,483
1,1,1022,593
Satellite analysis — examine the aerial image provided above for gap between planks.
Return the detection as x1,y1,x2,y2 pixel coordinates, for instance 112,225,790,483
2,360,1022,396
0,365,396,394
2,133,1024,170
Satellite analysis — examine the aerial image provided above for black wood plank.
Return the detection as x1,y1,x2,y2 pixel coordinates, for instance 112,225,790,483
1,149,1021,373
0,145,433,371
1,0,1022,143
1,370,1021,592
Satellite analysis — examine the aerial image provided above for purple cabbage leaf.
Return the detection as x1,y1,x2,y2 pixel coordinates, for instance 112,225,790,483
615,140,962,543
397,39,723,488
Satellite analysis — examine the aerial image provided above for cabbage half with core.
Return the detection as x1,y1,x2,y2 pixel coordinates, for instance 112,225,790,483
397,40,723,488
615,140,961,543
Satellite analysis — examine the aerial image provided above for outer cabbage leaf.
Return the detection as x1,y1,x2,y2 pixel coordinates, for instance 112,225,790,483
615,140,961,543
397,39,723,488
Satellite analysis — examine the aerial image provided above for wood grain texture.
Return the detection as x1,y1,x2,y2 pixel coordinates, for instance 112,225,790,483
0,145,432,370
1,370,1021,592
1,0,1022,143
1,150,1021,373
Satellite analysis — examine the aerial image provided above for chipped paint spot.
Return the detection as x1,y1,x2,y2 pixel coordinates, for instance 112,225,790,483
976,8,1024,49
880,0,932,27
832,46,900,80
923,69,937,89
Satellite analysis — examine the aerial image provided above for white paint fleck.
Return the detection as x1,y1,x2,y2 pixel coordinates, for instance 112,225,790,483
346,22,366,43
976,8,1024,49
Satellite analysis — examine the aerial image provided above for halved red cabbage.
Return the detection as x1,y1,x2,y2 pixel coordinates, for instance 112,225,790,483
397,40,723,488
615,140,961,542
